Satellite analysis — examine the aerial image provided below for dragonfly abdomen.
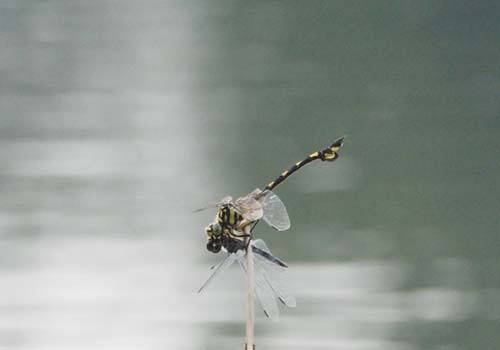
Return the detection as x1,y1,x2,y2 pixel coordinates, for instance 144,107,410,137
264,137,344,192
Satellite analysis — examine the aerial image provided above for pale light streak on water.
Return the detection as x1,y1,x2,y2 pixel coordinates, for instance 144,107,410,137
2,1,500,350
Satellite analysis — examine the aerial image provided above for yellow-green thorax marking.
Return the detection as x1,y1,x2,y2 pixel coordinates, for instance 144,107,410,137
264,136,345,192
205,205,248,254
217,205,245,237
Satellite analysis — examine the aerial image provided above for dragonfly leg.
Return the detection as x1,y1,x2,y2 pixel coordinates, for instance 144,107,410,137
244,237,253,250
244,220,260,252
241,225,253,251
249,220,260,233
236,219,254,231
231,231,251,238
227,230,252,251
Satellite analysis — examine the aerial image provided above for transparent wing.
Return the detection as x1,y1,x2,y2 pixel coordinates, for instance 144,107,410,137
252,239,296,308
193,204,216,213
193,195,233,213
198,253,237,294
237,252,280,321
251,240,288,268
259,191,291,231
232,194,263,221
218,196,233,206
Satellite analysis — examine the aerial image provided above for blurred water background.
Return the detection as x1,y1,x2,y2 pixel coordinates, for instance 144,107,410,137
1,1,500,349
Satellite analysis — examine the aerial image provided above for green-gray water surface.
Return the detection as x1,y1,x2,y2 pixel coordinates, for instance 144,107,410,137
1,1,499,349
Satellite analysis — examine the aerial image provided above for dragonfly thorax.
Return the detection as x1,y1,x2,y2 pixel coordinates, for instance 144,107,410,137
204,189,291,255
204,205,248,255
216,205,244,230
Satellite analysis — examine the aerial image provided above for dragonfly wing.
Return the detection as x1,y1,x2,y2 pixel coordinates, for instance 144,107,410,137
194,195,233,212
195,195,237,221
233,195,263,221
237,252,280,321
193,205,213,213
219,196,233,205
252,240,288,268
259,191,290,231
252,239,296,308
198,253,237,294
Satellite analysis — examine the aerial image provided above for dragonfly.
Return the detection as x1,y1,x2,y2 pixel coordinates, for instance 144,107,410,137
201,136,344,254
198,137,345,319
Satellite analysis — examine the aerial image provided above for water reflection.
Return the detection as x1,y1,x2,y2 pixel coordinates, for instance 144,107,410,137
1,1,500,349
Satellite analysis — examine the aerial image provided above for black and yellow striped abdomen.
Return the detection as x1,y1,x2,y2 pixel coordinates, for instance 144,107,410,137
264,136,344,192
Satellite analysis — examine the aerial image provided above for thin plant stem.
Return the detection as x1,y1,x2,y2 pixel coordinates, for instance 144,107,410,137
244,225,255,350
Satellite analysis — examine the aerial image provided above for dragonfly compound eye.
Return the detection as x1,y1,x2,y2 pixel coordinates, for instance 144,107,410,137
205,222,222,237
211,223,222,236
205,223,221,237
